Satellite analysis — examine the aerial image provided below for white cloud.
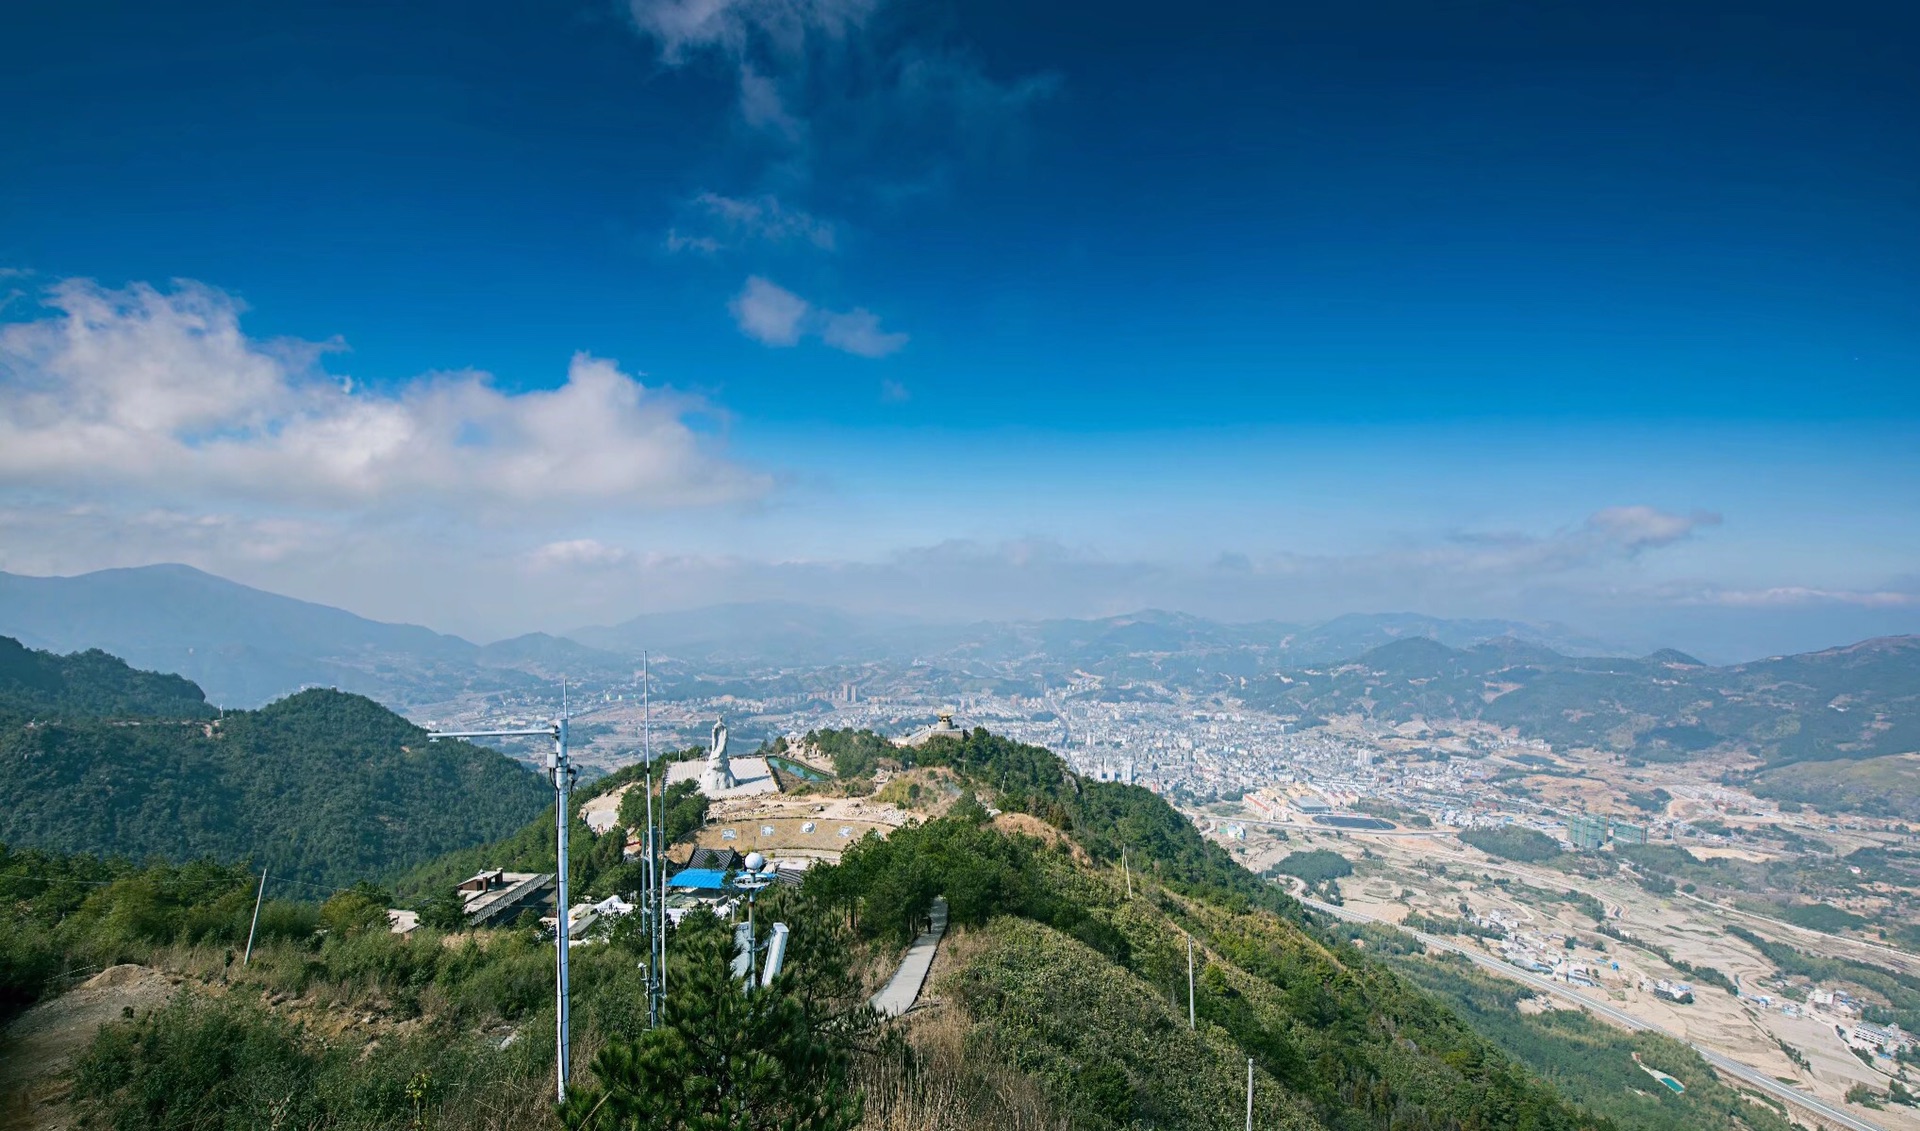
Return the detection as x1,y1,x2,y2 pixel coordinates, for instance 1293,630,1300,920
0,277,769,510
729,276,811,346
0,504,329,574
624,0,1055,193
626,0,875,66
1400,506,1721,576
1584,505,1721,552
526,539,638,571
1670,586,1920,609
669,192,835,254
727,275,906,356
820,307,908,358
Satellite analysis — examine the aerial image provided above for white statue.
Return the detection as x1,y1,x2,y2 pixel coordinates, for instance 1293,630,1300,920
702,719,736,793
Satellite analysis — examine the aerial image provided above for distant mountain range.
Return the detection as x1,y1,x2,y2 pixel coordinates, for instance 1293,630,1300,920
0,565,1630,708
2,563,1915,788
1248,634,1920,767
0,565,644,708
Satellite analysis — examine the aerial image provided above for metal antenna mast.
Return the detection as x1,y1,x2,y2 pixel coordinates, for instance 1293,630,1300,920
644,652,666,1012
1187,934,1196,1029
429,701,575,1104
643,759,659,1028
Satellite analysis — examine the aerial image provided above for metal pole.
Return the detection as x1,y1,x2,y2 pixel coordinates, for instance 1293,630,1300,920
1124,849,1132,899
1246,1057,1254,1131
644,763,658,1029
1187,935,1196,1029
646,654,665,1005
552,718,573,1104
243,866,268,966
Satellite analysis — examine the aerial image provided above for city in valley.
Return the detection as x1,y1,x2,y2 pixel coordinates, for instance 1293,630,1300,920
425,653,1920,1130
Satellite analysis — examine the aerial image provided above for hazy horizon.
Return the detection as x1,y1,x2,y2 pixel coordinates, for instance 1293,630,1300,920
4,0,1916,661
5,559,1914,667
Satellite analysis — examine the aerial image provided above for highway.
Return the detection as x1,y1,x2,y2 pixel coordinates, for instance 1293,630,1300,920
1298,896,1887,1131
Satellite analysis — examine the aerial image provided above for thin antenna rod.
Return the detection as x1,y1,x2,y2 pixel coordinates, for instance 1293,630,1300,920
1187,935,1196,1029
644,652,664,1005
1124,848,1132,899
644,762,658,1029
428,720,571,1097
243,866,268,965
1246,1057,1254,1131
552,713,574,1104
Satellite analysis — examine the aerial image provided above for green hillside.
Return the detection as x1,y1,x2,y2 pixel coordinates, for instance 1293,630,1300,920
0,635,214,720
1745,752,1920,820
1247,635,1920,766
0,636,550,889
8,726,1815,1131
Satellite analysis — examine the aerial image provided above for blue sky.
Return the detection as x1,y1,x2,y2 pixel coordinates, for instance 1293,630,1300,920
2,0,1917,658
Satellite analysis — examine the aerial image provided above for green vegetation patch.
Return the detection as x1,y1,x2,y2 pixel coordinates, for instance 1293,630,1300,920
0,635,215,721
1777,902,1868,934
950,917,1321,1131
1728,925,1920,1029
1385,949,1796,1131
1271,849,1354,884
1747,754,1920,821
0,636,554,890
1460,826,1564,863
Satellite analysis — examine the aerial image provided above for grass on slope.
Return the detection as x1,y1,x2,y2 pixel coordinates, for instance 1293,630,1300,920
845,806,1607,1131
1383,944,1796,1131
949,916,1321,1131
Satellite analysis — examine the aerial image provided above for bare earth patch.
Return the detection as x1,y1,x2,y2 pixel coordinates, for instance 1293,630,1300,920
0,965,181,1131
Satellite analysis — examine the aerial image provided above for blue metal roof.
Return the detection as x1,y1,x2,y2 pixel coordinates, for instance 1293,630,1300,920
668,867,730,890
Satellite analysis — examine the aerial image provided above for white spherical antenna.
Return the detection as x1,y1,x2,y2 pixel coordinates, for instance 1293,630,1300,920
744,851,766,872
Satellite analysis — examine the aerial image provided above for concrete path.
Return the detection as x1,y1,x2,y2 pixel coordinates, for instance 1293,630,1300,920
870,896,948,1018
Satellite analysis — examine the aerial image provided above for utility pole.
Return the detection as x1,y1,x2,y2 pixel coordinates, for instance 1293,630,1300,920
1187,934,1196,1029
429,706,573,1104
243,866,268,965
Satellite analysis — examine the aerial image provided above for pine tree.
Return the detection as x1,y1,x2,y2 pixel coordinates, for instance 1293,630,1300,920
564,908,865,1131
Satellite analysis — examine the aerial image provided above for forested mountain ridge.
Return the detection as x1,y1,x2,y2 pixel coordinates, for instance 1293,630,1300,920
1247,634,1920,766
8,724,1800,1131
0,635,214,720
0,637,551,889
